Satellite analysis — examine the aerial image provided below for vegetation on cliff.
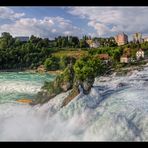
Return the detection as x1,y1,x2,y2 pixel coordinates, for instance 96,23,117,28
32,55,109,106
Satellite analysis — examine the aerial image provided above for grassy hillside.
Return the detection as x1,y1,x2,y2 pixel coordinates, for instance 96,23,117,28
52,50,88,58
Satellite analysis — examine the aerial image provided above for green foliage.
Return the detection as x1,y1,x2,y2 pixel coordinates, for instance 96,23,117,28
88,46,123,62
0,32,51,69
59,56,68,70
74,55,106,81
44,56,60,70
62,66,74,82
112,47,123,61
141,41,148,50
41,64,74,97
54,36,81,48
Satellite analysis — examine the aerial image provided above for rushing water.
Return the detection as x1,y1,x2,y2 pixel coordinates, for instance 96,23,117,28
1,68,148,141
0,72,55,103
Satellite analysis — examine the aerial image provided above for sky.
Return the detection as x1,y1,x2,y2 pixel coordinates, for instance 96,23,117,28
0,6,148,40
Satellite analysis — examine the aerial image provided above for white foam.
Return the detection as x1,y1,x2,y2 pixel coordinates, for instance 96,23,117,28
1,67,148,141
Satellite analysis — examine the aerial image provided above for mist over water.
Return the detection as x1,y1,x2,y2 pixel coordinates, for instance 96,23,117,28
1,68,148,141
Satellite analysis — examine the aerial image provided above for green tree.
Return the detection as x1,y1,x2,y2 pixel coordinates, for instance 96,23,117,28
59,56,68,70
44,56,59,70
74,56,106,81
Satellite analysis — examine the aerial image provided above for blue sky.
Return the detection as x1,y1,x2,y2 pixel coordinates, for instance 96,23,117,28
0,7,148,40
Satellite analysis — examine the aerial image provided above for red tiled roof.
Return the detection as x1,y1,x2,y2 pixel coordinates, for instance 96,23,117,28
138,48,143,51
96,54,109,60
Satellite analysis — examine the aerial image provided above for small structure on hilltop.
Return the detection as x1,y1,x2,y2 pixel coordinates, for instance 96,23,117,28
15,36,29,42
133,32,143,43
86,39,100,48
136,48,144,60
120,54,131,63
144,37,148,42
96,54,110,63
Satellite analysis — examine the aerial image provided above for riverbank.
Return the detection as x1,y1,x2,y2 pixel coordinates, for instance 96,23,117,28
0,68,62,75
0,68,26,72
25,69,63,75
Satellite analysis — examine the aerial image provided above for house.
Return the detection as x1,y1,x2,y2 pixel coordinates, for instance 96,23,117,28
86,39,93,45
96,54,110,63
136,49,144,60
144,37,148,42
120,55,131,63
15,36,29,42
97,54,109,60
114,32,128,46
133,32,143,43
90,41,100,48
86,39,100,48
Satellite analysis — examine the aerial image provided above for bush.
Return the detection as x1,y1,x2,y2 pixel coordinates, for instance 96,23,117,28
73,55,106,81
59,56,68,70
44,56,59,70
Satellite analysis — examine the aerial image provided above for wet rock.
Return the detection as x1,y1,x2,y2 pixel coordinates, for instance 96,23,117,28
61,87,79,107
61,81,72,92
116,82,127,88
82,77,94,94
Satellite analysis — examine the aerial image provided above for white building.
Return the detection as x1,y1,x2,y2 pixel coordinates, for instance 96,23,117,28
120,55,131,63
133,32,143,43
90,41,100,48
144,37,148,42
136,49,144,60
86,39,100,48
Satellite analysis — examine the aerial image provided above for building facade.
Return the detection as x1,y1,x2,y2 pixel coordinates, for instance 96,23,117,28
15,36,29,42
114,32,128,46
120,55,131,63
144,37,148,42
96,54,110,64
136,49,144,60
96,54,109,60
133,33,143,43
86,39,100,48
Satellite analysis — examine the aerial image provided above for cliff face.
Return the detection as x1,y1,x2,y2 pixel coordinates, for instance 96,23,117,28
31,55,107,106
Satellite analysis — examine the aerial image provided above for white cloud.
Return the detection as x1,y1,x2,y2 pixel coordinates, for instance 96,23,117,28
88,21,110,36
67,7,148,37
0,7,25,20
0,16,83,39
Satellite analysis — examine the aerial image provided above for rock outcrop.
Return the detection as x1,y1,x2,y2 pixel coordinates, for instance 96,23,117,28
32,63,97,106
82,77,94,94
31,64,74,105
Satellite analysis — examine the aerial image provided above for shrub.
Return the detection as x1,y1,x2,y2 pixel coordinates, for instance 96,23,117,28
44,56,59,70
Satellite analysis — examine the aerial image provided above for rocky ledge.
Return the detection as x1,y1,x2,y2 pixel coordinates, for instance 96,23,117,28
31,64,95,106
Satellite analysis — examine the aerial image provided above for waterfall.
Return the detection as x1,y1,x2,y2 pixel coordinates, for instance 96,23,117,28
0,68,148,141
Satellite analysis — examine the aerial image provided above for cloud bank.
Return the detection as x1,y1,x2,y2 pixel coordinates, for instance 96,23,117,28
0,7,83,39
1,7,148,39
68,7,148,37
0,7,25,20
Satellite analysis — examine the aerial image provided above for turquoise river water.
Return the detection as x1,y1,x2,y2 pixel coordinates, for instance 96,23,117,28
0,72,55,103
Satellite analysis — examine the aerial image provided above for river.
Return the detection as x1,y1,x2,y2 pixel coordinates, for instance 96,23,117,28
0,68,148,141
